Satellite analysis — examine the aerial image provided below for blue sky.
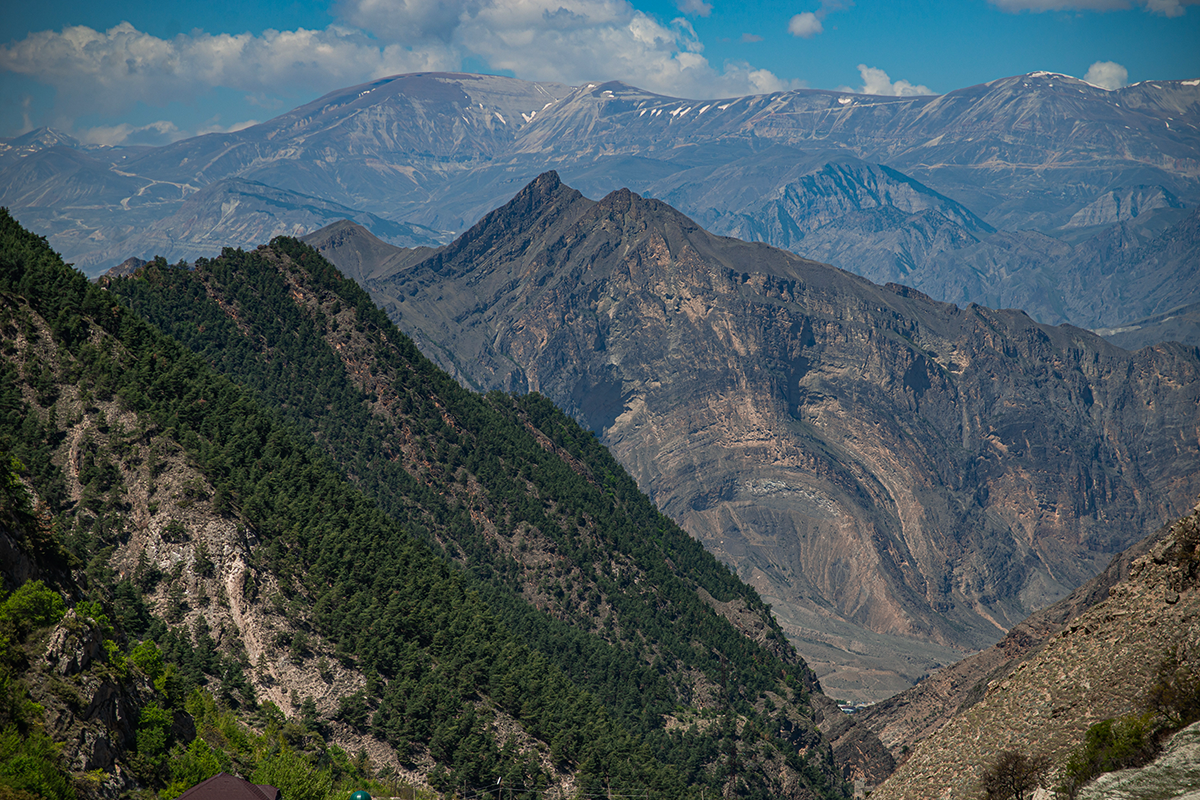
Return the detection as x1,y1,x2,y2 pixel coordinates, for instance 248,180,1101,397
2,0,1198,145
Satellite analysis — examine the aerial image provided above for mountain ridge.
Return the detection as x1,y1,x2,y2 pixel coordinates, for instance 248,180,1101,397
306,173,1200,701
2,206,884,797
867,498,1200,799
6,70,1199,343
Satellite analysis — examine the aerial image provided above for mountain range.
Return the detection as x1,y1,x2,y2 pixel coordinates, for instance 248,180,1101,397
1,208,889,798
4,147,1198,796
302,172,1200,702
3,70,1199,341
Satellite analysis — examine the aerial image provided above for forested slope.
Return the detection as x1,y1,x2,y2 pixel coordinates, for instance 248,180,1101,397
0,209,867,798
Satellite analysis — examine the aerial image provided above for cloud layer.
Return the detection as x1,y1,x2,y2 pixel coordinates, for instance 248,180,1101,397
1,0,800,141
0,22,451,118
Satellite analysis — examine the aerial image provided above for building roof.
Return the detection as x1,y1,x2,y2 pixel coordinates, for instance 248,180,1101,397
176,772,281,800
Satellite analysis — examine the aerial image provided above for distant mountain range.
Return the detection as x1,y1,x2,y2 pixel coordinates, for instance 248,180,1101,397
4,70,1199,342
303,172,1200,702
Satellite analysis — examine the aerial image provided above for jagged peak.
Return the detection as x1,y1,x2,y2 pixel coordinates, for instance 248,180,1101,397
500,170,580,217
429,171,587,266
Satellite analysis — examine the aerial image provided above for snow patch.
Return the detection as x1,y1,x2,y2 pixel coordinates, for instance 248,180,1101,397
1184,79,1200,86
838,97,852,105
494,112,506,124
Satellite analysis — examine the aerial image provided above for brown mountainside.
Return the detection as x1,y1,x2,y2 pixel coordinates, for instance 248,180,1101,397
855,507,1164,760
306,172,1200,702
867,499,1200,799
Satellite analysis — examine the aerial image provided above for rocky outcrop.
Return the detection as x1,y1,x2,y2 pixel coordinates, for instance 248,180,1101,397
810,694,896,787
1063,185,1184,229
26,610,157,797
42,610,106,676
310,174,1200,701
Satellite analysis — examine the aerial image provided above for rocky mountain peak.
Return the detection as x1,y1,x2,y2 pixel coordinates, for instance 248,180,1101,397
314,174,1200,702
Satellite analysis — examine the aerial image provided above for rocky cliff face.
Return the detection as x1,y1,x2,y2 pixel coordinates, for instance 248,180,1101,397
310,173,1200,701
1063,185,1185,229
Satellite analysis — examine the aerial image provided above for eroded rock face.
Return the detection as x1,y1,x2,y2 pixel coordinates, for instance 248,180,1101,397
43,610,105,676
854,499,1163,762
314,173,1200,700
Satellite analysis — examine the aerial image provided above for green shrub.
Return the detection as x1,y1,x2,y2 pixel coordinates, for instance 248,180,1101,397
0,580,66,665
1058,714,1157,799
1146,654,1200,728
251,745,333,800
0,725,76,800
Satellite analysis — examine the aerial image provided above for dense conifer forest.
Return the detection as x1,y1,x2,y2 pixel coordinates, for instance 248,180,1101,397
0,209,850,799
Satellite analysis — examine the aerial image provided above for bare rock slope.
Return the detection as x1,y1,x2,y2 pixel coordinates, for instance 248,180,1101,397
868,500,1200,799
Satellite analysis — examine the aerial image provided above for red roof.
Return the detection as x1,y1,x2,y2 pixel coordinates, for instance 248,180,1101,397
176,772,281,800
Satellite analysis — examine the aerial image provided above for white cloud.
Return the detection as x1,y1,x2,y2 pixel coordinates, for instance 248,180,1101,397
788,12,824,37
675,0,713,17
333,0,476,45
77,120,185,147
852,64,933,96
1083,60,1128,89
1143,0,1198,14
787,1,852,37
433,0,793,97
196,118,261,136
0,22,454,118
989,0,1197,14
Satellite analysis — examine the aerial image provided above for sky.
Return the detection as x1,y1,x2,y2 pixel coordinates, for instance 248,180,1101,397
1,0,1198,147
